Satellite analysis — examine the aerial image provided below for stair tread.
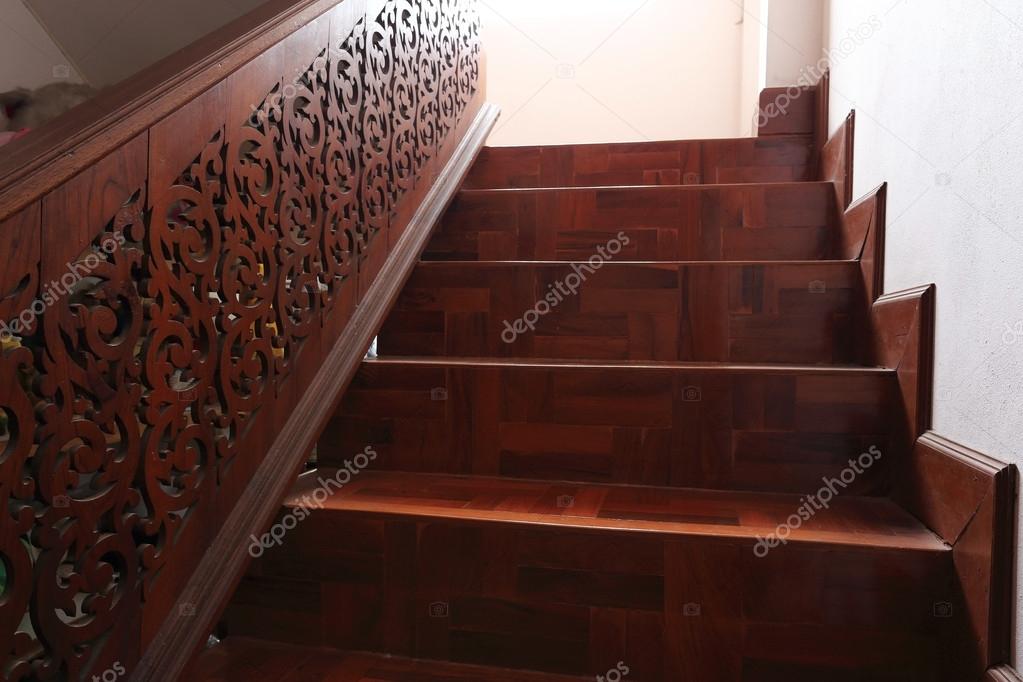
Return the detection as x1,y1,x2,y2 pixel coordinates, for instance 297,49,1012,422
195,637,590,681
365,356,891,374
287,470,946,553
459,180,833,193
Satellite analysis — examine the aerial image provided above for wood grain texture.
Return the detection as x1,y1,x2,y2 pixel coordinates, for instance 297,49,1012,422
192,637,593,681
379,261,862,364
896,432,1018,680
320,358,896,495
756,86,817,137
423,183,840,262
463,136,816,189
0,1,489,678
840,182,887,305
868,285,936,450
821,111,856,210
219,471,954,680
135,101,499,682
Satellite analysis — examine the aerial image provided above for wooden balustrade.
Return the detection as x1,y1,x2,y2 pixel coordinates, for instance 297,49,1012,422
0,0,490,679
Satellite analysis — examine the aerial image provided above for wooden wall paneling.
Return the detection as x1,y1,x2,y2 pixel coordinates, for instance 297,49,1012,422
135,100,500,681
868,285,936,451
0,204,42,681
821,111,856,210
897,432,1018,680
33,137,150,676
0,0,491,677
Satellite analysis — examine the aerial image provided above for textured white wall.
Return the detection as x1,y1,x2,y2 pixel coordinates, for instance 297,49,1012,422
826,0,1023,660
0,0,83,91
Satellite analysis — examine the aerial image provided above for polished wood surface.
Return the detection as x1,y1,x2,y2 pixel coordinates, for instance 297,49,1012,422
321,358,895,495
424,183,839,261
463,136,816,189
898,433,1018,679
218,471,951,680
194,637,592,681
200,75,1011,680
0,1,486,679
821,111,856,209
379,260,862,363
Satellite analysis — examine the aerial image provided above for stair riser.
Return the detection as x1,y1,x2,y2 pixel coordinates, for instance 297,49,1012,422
463,137,815,189
424,184,837,261
380,262,862,364
320,363,896,495
227,515,953,681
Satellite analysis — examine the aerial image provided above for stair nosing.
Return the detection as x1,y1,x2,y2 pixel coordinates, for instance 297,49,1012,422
287,470,948,554
362,356,894,374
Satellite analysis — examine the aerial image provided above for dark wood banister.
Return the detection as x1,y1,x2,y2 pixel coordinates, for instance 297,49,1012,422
0,0,495,679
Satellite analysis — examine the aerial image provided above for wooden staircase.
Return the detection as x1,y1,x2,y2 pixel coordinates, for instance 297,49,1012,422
195,101,988,681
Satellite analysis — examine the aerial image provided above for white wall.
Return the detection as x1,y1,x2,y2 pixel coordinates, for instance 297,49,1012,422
483,0,746,146
0,0,83,91
826,0,1023,661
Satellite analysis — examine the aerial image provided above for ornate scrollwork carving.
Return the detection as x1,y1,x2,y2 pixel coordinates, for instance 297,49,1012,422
0,0,481,677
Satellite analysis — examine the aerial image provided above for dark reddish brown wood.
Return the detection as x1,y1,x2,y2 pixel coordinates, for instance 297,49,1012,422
814,69,831,166
220,470,953,680
756,86,817,137
840,182,887,304
192,638,592,681
897,432,1018,680
320,358,895,495
821,111,856,209
463,136,816,189
424,183,840,262
0,1,490,679
380,261,862,364
868,285,936,448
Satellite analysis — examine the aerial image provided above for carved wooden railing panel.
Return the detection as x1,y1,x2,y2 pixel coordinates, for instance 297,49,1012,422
0,0,484,678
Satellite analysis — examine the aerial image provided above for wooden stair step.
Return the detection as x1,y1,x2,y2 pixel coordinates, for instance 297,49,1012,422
320,358,896,495
423,183,838,262
283,470,944,551
463,136,816,189
380,260,862,364
193,637,591,681
222,472,953,680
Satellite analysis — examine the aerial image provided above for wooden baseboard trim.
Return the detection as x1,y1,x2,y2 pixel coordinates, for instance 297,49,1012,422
988,665,1023,682
129,102,501,682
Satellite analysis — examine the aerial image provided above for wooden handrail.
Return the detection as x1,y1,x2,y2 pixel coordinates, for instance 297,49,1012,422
0,1,492,679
